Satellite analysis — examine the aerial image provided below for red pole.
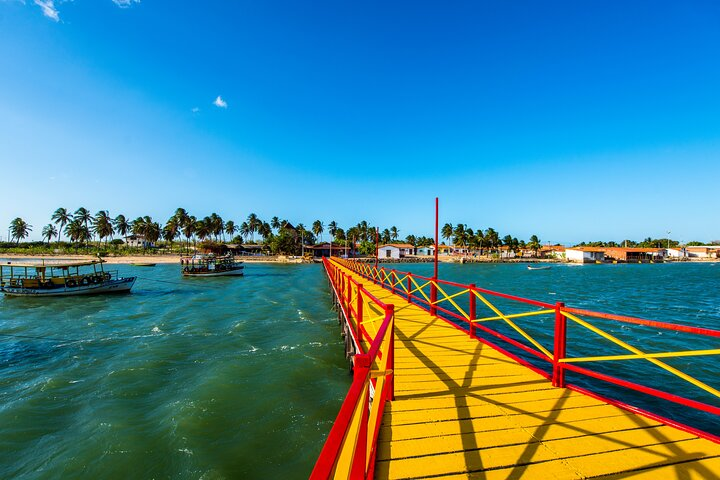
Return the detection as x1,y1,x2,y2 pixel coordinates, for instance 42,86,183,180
434,197,439,279
431,197,439,316
356,285,363,344
350,354,370,478
406,274,411,303
553,302,567,388
386,304,395,401
390,269,396,294
375,227,379,268
469,283,476,338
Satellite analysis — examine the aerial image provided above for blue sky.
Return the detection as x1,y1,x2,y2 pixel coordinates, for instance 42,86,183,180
1,1,719,244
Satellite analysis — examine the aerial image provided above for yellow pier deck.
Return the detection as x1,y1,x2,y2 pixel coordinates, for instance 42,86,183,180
329,259,720,480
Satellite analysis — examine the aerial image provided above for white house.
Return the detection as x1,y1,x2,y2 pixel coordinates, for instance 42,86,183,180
378,243,414,259
416,246,433,256
124,235,154,249
665,247,687,259
565,248,605,263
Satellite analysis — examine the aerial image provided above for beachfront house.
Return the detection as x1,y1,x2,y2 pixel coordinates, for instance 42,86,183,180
416,246,433,256
665,247,687,259
540,245,566,259
124,235,154,249
437,245,452,256
685,246,720,258
565,247,605,263
602,247,664,263
378,243,414,259
310,243,353,258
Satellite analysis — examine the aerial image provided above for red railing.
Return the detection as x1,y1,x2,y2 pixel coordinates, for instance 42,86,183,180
332,257,720,443
310,258,395,479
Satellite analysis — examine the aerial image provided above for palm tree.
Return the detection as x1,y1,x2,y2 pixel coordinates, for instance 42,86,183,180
390,226,399,241
358,220,369,242
312,220,324,242
225,220,237,241
9,218,32,244
258,222,272,242
485,228,499,253
405,234,417,246
328,221,338,242
183,216,197,250
163,217,180,247
528,235,541,257
195,219,210,242
41,224,57,245
93,210,114,245
239,221,250,242
209,213,223,241
114,214,130,241
74,207,92,232
381,228,391,244
453,224,468,248
65,219,90,245
51,207,72,243
270,216,281,231
247,213,260,241
441,223,453,245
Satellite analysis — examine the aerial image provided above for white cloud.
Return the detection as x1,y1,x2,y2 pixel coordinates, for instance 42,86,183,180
213,96,227,108
31,0,139,21
112,0,140,7
191,107,200,113
34,0,59,21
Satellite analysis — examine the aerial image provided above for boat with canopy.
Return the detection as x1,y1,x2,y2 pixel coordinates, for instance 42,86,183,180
181,253,244,277
0,260,136,297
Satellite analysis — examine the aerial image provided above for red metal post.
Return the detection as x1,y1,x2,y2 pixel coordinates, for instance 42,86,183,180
390,269,396,294
375,227,379,269
350,354,370,478
469,284,476,337
552,302,567,388
386,304,395,401
434,197,439,279
356,285,363,343
431,197,439,316
406,274,411,303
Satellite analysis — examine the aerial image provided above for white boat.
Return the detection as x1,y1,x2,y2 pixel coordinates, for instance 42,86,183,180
0,260,136,297
181,254,244,277
527,265,552,271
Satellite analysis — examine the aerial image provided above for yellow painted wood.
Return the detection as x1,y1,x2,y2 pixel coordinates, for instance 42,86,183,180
329,260,720,480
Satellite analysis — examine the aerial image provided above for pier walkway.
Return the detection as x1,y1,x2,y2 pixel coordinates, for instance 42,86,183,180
311,258,720,479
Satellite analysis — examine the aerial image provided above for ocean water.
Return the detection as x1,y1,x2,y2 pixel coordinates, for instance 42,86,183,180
0,261,718,478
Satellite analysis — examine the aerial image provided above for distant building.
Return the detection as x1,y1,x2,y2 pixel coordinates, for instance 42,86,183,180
378,243,414,259
124,235,154,249
310,243,353,258
540,245,566,259
416,246,433,256
565,247,605,263
602,247,664,262
664,247,687,259
685,246,720,258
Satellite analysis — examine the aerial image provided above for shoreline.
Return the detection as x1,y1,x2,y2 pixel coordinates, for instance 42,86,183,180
0,253,715,265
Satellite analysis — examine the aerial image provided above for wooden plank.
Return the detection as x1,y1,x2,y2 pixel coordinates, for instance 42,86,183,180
379,405,636,442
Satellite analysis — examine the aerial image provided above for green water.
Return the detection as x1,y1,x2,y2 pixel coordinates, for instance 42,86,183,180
0,264,349,479
1,261,718,478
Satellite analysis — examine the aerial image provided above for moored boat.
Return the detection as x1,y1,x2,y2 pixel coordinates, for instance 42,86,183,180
527,265,552,271
181,254,244,277
0,260,136,297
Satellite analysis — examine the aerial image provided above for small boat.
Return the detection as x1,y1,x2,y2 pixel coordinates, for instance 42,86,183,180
131,263,156,267
527,265,552,271
0,260,136,297
181,253,244,277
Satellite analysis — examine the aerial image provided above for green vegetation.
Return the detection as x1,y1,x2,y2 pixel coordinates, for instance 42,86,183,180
7,209,715,259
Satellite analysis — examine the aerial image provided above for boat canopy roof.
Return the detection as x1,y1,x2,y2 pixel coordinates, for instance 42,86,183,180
1,260,105,269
